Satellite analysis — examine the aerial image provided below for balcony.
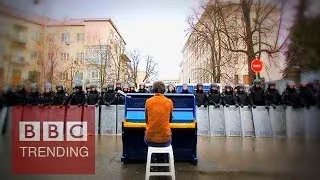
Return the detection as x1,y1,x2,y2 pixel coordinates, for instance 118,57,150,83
11,34,27,47
11,24,28,47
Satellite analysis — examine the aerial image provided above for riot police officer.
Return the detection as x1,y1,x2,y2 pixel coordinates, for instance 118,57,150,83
180,83,190,94
195,83,207,107
15,84,27,105
42,83,55,106
299,81,316,108
102,84,117,106
138,82,148,93
222,84,236,107
235,84,250,107
207,83,222,108
115,82,122,91
123,84,129,93
52,84,68,105
68,84,87,106
167,84,176,93
249,79,266,108
117,84,128,105
282,81,300,108
265,82,282,108
129,83,136,93
101,85,108,98
26,83,43,105
85,84,91,95
1,85,15,107
87,84,101,106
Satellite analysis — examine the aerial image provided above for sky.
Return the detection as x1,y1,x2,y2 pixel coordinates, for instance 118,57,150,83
1,0,196,80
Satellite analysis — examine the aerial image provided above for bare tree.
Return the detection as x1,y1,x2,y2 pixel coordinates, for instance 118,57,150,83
142,55,158,82
42,32,60,84
188,0,289,84
187,0,234,83
110,41,129,82
217,0,289,83
128,50,141,88
86,36,112,88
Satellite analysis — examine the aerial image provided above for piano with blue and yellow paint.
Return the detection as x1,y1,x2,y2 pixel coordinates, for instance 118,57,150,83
121,93,198,164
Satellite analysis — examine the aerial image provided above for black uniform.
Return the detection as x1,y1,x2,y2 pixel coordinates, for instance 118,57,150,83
101,84,117,106
207,83,222,107
101,85,108,98
0,93,3,109
194,83,207,107
117,86,129,105
42,91,55,105
249,80,265,106
27,92,43,106
299,83,316,108
116,93,125,105
52,85,68,105
235,85,250,107
115,82,122,92
68,85,87,106
15,85,27,105
1,87,15,106
86,85,101,105
128,83,136,93
265,83,282,107
87,90,100,105
222,85,236,106
282,81,300,108
26,83,43,105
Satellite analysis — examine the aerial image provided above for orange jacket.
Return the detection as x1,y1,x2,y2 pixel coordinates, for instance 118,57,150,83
145,93,173,143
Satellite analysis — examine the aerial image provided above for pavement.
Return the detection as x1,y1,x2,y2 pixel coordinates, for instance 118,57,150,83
1,135,320,180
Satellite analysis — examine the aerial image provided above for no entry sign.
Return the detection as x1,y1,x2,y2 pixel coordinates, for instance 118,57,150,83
251,58,263,73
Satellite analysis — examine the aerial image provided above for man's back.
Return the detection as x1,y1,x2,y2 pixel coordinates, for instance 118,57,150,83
145,93,173,143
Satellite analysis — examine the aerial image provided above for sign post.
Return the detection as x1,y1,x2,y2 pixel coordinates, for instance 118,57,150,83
251,58,263,80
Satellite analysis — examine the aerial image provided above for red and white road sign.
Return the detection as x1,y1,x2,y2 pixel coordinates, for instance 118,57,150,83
251,58,263,73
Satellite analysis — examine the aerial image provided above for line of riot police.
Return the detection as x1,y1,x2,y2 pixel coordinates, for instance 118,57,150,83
193,79,320,109
1,80,319,109
0,82,151,108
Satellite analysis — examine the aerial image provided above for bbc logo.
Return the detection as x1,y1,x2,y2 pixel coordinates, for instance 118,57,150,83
19,121,87,142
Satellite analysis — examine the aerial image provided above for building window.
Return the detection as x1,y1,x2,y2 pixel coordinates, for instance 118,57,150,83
30,51,38,60
48,34,55,42
61,53,69,60
61,32,70,42
76,52,85,62
31,31,42,41
252,36,258,43
77,33,85,42
234,74,239,85
14,51,25,62
12,69,22,85
88,70,99,79
110,31,114,40
60,72,69,80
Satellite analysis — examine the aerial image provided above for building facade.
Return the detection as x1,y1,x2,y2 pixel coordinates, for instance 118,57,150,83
180,1,286,86
0,3,129,90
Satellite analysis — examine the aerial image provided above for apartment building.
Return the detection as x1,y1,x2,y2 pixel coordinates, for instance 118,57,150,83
180,1,285,85
0,3,129,90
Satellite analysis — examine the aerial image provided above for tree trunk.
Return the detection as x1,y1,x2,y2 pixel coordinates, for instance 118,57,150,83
241,0,255,84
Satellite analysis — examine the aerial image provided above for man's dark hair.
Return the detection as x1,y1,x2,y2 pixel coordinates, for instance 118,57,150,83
153,81,165,94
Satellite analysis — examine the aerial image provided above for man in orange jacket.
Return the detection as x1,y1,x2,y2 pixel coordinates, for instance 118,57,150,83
145,81,173,147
